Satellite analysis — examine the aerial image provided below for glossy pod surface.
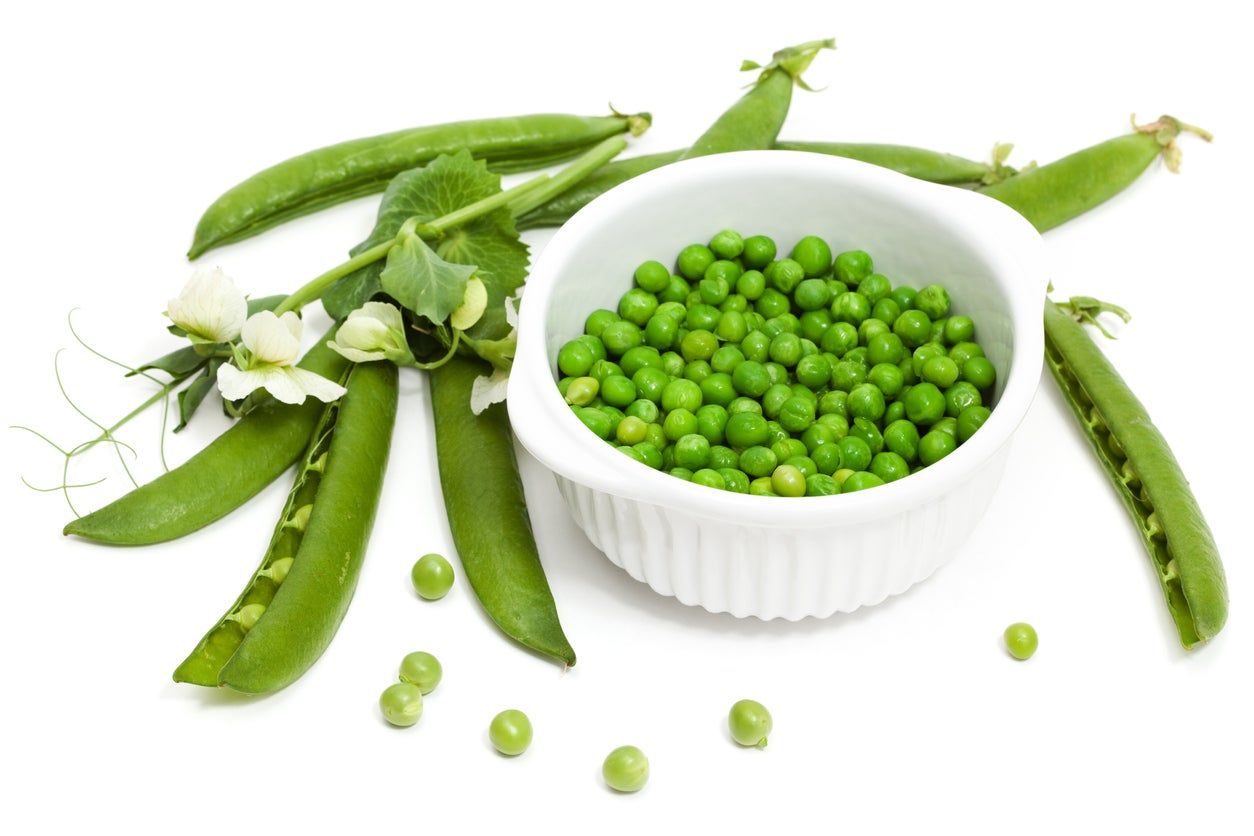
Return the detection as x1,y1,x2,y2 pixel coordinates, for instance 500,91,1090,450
1044,302,1227,647
63,332,349,545
214,360,398,694
429,355,575,666
189,112,649,257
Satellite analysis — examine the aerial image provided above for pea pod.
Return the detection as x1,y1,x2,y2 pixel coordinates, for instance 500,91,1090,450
188,112,651,258
517,141,1007,230
428,355,575,666
981,115,1211,232
1043,300,1227,647
175,360,398,694
62,330,349,545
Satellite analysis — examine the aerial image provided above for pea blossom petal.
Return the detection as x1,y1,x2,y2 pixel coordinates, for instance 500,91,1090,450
216,363,346,405
241,310,303,365
327,302,415,365
166,267,248,343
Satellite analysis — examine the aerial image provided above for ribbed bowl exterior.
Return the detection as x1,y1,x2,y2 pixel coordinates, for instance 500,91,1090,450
552,446,1010,620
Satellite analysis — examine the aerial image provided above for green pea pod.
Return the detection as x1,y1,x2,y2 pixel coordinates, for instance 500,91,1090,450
428,355,575,667
981,115,1212,232
176,360,398,694
680,39,834,160
517,141,1005,230
62,330,349,545
188,112,651,258
1043,300,1227,647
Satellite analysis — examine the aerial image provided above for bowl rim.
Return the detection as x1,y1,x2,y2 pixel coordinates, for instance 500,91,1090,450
508,150,1045,528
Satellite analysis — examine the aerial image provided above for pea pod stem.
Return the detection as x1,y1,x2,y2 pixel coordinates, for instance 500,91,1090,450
1043,300,1227,648
274,137,629,316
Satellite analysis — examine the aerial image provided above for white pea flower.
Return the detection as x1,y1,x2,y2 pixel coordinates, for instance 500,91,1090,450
450,277,488,330
326,302,416,365
468,292,522,415
217,310,347,405
166,266,248,344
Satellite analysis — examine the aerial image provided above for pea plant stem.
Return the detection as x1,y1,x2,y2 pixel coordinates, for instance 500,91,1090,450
276,136,629,316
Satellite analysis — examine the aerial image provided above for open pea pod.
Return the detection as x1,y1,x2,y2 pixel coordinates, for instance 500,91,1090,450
1044,300,1227,647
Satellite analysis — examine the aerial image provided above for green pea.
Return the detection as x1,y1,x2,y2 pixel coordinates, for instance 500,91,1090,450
740,445,779,478
791,354,829,391
915,284,951,319
730,360,770,397
632,368,668,404
699,373,736,408
625,399,660,425
1004,623,1038,660
768,258,806,293
681,329,718,362
957,405,991,443
798,310,832,343
696,404,729,445
719,469,750,493
669,467,693,481
585,309,620,338
948,341,985,367
658,275,691,304
709,445,740,471
833,249,873,284
674,433,712,469
644,422,666,450
904,382,946,425
785,455,817,477
748,477,777,496
831,291,871,325
944,315,975,344
930,317,948,344
727,396,762,415
842,471,885,492
820,321,859,355
870,452,910,483
705,259,742,287
847,384,886,422
799,423,836,452
838,435,872,472
603,745,649,793
633,260,671,293
716,310,749,343
884,419,921,462
617,288,658,327
755,288,791,318
805,473,841,496
771,464,807,497
871,296,902,327
736,269,767,300
709,229,745,260
889,285,916,311
601,375,637,408
411,553,455,600
662,379,702,413
921,355,960,388
380,682,423,727
660,412,694,444
230,603,266,632
818,389,848,418
918,430,957,465
601,321,643,356
590,359,624,383
911,344,945,378
616,415,648,445
789,235,832,278
767,333,802,367
677,243,715,279
831,360,867,392
816,413,849,439
849,417,884,454
812,442,843,475
867,363,904,398
683,359,712,384
489,709,533,756
883,399,906,424
557,339,596,377
963,356,996,389
742,235,777,269
794,278,833,311
692,468,726,490
710,345,744,374
644,312,679,350
399,651,442,694
893,310,933,348
728,698,773,747
726,412,771,449
866,331,905,366
564,376,599,406
945,382,983,417
857,272,892,303
777,397,815,434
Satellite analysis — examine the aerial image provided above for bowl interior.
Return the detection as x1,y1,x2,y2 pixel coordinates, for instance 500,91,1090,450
541,154,1014,407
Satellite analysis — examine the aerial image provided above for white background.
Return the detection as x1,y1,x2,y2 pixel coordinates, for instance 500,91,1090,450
2,1,1251,833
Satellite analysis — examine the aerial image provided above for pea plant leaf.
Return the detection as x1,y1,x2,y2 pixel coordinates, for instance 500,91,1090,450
380,226,478,325
323,151,529,341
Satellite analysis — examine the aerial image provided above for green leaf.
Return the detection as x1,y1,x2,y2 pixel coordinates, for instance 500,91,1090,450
323,151,529,335
174,359,222,432
247,294,287,315
380,227,477,324
129,346,206,379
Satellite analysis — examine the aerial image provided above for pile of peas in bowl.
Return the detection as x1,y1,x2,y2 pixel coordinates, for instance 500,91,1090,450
553,230,996,497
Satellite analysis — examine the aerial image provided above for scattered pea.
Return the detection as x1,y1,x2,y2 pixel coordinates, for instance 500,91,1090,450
1004,622,1039,660
379,682,423,727
728,699,773,748
399,651,442,694
411,553,455,600
489,709,533,756
603,745,650,793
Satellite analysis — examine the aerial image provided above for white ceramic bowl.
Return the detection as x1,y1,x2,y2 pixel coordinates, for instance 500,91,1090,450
509,150,1046,620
